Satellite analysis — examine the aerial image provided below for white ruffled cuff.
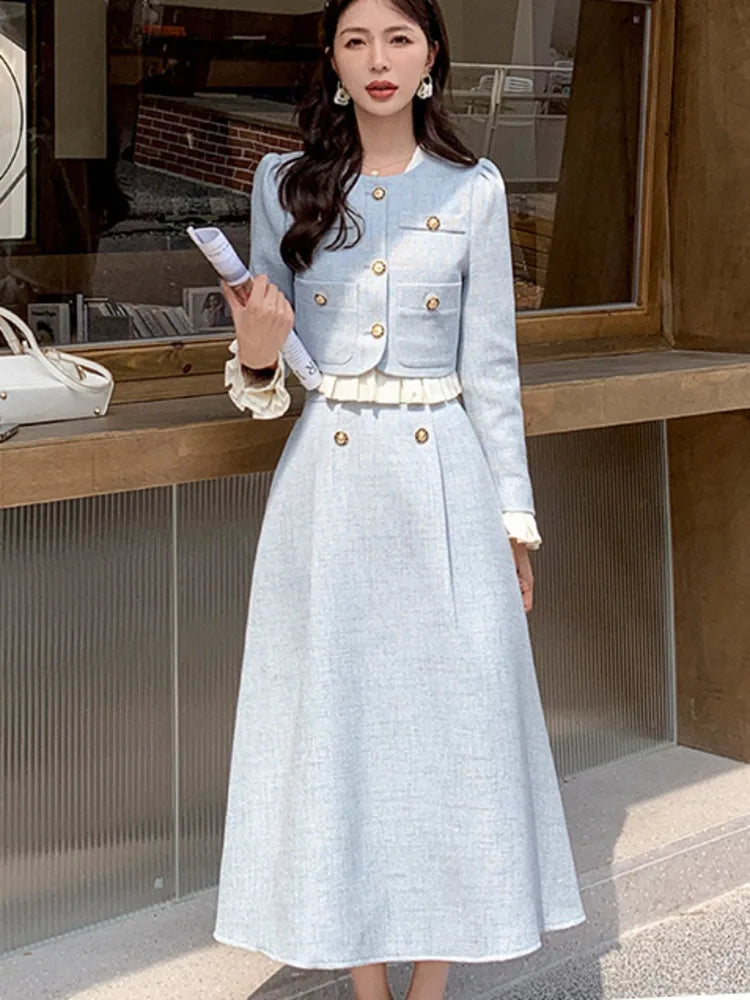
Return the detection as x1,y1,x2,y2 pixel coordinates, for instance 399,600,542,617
225,339,290,419
502,511,542,550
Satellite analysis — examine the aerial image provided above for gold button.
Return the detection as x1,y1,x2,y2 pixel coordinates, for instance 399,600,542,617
371,259,387,275
415,427,429,444
314,292,328,305
426,215,440,231
425,295,440,310
370,322,385,338
334,430,349,446
372,186,386,200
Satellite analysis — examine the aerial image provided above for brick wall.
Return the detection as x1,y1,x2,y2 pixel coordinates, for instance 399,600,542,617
133,96,302,193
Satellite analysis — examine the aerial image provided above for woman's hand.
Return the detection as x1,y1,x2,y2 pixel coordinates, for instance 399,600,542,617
221,276,294,370
510,538,534,613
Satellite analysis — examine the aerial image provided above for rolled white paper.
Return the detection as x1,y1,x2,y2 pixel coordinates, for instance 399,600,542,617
283,329,323,385
186,225,322,390
187,226,251,288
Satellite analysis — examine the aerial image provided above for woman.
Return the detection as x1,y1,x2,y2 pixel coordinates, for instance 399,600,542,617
200,290,231,329
214,1,586,997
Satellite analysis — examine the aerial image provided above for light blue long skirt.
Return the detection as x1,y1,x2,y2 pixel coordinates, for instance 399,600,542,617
213,392,586,969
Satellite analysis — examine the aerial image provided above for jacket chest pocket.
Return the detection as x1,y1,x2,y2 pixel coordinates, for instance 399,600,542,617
391,280,462,369
398,211,467,235
293,278,359,365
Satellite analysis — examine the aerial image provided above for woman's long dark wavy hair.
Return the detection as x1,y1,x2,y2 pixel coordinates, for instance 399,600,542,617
276,0,478,272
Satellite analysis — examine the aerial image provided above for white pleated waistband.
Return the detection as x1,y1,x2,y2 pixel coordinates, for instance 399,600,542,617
315,369,462,404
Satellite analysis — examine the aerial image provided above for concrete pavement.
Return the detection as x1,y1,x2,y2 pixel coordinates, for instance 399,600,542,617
2,745,749,1000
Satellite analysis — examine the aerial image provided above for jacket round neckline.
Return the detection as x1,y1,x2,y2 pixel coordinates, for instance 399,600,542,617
353,149,434,184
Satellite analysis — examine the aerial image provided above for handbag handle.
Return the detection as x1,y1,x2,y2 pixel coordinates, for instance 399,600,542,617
0,306,113,393
0,310,25,355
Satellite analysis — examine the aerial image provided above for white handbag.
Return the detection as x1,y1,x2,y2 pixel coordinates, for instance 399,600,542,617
0,305,114,425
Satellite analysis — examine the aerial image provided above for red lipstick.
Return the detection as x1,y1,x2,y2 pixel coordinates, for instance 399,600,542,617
366,80,398,100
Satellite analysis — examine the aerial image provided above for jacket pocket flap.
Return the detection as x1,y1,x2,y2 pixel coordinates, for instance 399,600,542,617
398,212,467,234
393,280,462,313
294,277,358,311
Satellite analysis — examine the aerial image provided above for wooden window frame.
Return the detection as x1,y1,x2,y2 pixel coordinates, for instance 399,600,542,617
519,0,671,354
64,0,673,403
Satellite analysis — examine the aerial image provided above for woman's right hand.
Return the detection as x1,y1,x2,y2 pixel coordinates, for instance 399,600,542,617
222,276,294,369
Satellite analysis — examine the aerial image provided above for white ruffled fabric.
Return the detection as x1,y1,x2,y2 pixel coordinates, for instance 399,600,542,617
502,510,542,550
317,368,461,404
225,339,290,420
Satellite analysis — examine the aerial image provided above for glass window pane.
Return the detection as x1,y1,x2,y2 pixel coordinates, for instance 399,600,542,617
0,2,27,241
450,0,650,310
0,0,651,349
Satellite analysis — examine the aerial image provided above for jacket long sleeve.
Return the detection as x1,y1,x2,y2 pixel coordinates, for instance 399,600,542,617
457,158,536,516
225,152,292,419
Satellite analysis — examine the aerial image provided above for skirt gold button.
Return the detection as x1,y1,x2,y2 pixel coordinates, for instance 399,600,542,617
372,186,386,200
371,259,387,275
370,322,385,338
425,295,440,310
426,215,441,231
415,427,429,444
334,430,349,446
314,292,328,306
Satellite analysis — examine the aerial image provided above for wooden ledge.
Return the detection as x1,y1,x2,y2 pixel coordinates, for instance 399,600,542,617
3,350,750,509
0,391,305,510
522,349,750,436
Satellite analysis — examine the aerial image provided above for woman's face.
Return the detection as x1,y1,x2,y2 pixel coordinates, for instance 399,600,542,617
330,0,436,119
202,293,226,327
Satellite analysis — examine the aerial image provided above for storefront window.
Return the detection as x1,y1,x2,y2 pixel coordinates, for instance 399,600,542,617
0,2,27,241
0,0,655,350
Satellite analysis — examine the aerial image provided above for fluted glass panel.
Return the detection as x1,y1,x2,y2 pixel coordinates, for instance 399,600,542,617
0,489,174,954
176,472,273,895
1,425,672,954
527,422,673,777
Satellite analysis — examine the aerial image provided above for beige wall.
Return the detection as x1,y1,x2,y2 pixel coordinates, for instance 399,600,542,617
551,0,579,55
453,0,519,63
444,0,578,66
54,0,106,158
174,0,321,11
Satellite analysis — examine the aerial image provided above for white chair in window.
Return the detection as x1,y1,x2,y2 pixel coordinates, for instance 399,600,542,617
463,72,495,118
484,73,535,160
501,75,535,117
467,70,532,155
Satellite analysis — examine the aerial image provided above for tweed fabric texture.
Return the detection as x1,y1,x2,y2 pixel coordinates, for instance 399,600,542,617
225,340,540,548
234,148,536,511
224,147,544,545
214,150,585,966
214,397,585,967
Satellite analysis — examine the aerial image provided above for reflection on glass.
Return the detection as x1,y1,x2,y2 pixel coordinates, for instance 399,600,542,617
0,1,26,240
0,0,648,345
451,58,572,311
449,0,647,310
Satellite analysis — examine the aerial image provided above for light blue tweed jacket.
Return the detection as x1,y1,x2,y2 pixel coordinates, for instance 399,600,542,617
244,148,535,515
